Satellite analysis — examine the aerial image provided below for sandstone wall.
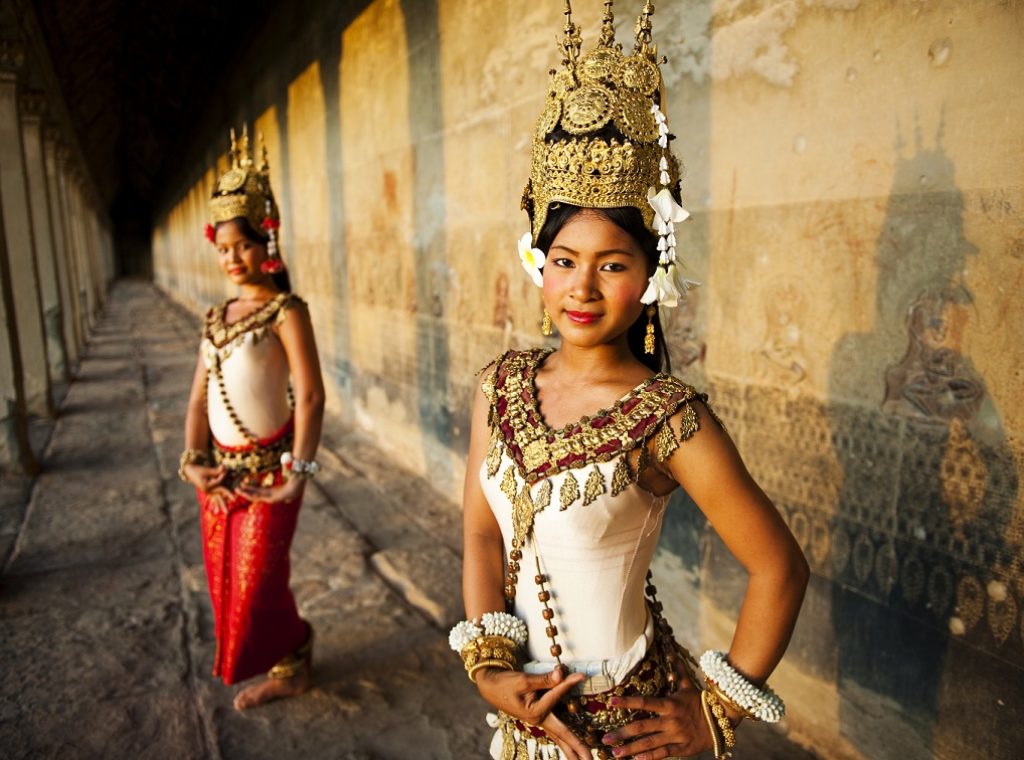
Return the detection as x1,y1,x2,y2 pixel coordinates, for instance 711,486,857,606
152,2,1024,756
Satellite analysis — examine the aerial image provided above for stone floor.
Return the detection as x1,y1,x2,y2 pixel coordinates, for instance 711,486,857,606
0,281,820,759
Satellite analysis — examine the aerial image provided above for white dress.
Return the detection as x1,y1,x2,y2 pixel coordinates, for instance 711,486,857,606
477,348,713,760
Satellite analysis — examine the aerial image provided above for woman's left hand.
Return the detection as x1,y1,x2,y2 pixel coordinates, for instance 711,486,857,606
599,682,711,760
235,476,306,505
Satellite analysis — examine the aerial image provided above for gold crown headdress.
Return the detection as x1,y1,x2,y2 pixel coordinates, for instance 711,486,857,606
518,1,697,313
207,125,284,272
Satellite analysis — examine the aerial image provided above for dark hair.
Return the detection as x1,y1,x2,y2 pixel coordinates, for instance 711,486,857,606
216,217,292,293
535,204,671,374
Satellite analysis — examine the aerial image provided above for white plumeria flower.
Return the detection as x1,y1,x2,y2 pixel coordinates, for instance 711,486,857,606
648,187,690,226
517,232,546,288
641,265,683,307
641,264,700,308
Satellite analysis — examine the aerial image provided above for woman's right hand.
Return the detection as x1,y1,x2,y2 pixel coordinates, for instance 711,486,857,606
476,665,592,759
184,464,233,513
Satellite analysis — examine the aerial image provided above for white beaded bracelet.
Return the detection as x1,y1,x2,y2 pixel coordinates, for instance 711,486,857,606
280,452,321,480
699,650,786,723
448,612,528,653
448,620,484,652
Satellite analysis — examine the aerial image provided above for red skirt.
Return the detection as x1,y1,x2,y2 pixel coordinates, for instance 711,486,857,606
197,425,307,685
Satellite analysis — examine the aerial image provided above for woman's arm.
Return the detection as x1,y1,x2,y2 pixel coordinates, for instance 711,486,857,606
462,378,507,619
661,401,809,684
603,401,809,759
182,351,232,511
184,351,212,451
274,300,325,462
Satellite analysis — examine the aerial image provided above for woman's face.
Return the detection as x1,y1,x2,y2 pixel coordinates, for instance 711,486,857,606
215,220,269,285
542,210,650,349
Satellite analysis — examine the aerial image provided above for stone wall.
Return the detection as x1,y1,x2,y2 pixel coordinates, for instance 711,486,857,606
152,2,1024,757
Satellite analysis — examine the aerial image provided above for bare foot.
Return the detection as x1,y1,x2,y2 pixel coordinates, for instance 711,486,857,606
233,670,310,711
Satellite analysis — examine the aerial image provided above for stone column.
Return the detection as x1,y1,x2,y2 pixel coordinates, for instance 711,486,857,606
20,91,68,384
73,179,98,327
55,147,86,352
0,41,35,473
42,128,77,368
63,172,92,333
0,41,53,417
0,194,35,473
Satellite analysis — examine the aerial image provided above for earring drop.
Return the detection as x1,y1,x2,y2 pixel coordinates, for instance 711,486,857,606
542,309,553,336
644,305,656,354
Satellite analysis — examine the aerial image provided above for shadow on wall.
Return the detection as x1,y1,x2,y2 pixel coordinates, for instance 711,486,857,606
828,116,1021,759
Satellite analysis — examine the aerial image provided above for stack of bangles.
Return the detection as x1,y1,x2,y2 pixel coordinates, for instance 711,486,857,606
698,650,786,760
449,612,528,683
280,452,320,481
178,448,210,482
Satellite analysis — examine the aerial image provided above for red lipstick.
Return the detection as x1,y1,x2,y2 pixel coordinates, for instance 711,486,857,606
566,310,601,324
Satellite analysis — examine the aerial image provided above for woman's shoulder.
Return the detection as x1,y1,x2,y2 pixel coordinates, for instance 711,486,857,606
646,374,726,459
272,292,309,327
476,346,547,373
475,347,549,400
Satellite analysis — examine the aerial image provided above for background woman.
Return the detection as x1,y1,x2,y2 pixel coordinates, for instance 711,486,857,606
454,4,809,758
178,128,325,711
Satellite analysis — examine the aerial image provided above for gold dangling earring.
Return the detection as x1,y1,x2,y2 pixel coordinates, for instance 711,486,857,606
644,305,657,355
542,309,553,336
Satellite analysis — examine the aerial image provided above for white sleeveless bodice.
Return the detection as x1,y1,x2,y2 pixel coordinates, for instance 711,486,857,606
200,294,298,446
481,452,667,674
478,348,707,684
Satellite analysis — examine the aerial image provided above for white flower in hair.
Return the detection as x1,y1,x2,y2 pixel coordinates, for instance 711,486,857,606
647,187,690,227
642,263,700,308
642,264,682,307
517,232,546,288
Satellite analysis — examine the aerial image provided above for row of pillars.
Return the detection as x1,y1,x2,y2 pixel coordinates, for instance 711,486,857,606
0,41,114,475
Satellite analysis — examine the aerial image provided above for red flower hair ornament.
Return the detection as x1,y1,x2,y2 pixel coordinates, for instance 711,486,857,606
204,223,216,243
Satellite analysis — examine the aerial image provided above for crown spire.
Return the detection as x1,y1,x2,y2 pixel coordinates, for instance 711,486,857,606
229,128,238,168
599,1,616,47
634,0,656,58
558,1,583,73
238,123,252,169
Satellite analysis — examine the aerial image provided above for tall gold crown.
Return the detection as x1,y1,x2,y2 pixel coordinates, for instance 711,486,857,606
209,125,280,232
522,0,680,244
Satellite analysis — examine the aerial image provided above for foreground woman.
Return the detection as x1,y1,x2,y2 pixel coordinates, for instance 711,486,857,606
179,128,325,710
455,3,809,758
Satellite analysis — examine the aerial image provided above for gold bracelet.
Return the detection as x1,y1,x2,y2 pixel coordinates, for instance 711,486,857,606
705,689,737,748
178,448,210,482
468,658,514,683
460,635,518,672
706,676,756,722
701,690,731,760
